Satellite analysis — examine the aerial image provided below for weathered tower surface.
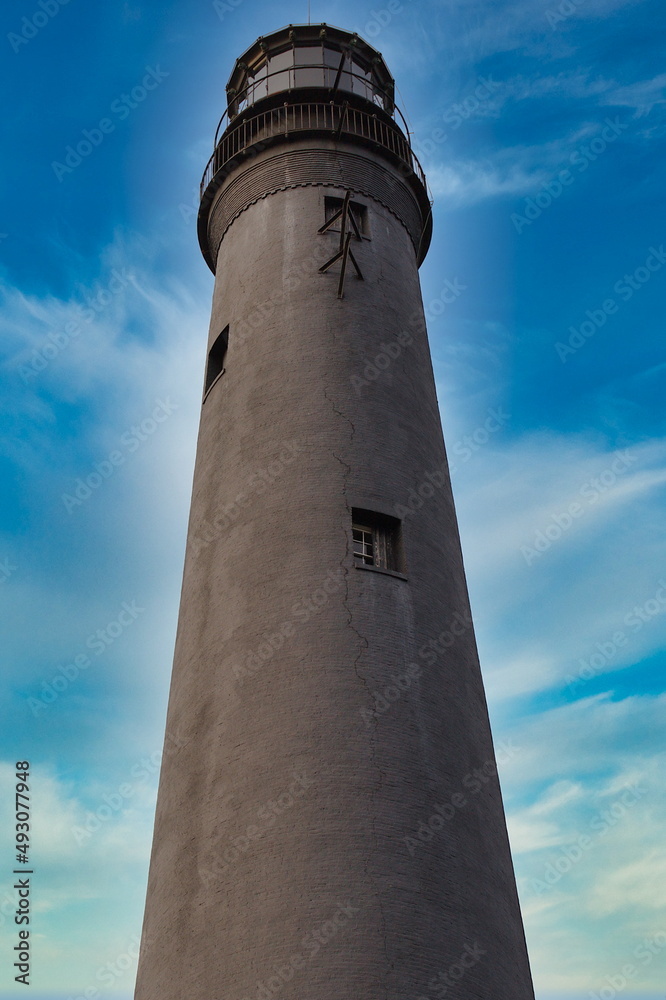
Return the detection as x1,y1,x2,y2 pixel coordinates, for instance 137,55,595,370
135,23,534,1000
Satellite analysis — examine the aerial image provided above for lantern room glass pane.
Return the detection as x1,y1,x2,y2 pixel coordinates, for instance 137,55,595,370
267,48,293,96
269,48,293,70
267,69,291,94
322,45,341,86
321,45,354,91
352,58,372,80
323,45,342,66
351,67,372,99
294,66,325,88
249,61,267,101
294,45,321,65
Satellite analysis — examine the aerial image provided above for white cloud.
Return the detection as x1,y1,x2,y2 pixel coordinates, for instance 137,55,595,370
422,117,614,205
601,73,666,116
495,695,666,989
0,759,157,992
427,160,553,203
0,230,210,722
440,428,666,699
414,59,663,208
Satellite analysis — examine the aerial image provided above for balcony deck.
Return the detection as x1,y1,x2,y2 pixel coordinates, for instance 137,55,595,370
200,101,427,199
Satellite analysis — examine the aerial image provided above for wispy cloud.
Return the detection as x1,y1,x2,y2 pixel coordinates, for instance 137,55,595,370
601,72,666,116
440,429,666,701
3,2,665,997
427,160,552,203
499,699,666,991
0,760,157,995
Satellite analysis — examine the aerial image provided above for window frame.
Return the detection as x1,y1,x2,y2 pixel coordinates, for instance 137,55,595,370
352,508,406,577
203,326,229,401
323,195,370,239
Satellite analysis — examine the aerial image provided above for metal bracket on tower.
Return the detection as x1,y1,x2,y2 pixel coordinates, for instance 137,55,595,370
334,100,349,140
318,190,364,299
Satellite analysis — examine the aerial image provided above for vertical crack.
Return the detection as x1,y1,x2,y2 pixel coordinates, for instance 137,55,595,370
325,383,389,999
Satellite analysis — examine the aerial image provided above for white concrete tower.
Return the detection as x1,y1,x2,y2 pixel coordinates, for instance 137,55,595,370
134,23,535,1000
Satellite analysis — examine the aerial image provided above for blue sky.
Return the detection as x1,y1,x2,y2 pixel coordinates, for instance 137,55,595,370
1,0,665,998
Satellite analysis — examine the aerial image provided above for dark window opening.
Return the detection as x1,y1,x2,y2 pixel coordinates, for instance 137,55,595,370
352,508,403,573
204,326,229,398
324,196,369,237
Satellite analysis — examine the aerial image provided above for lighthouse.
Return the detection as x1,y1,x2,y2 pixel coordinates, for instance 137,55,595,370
134,23,535,1000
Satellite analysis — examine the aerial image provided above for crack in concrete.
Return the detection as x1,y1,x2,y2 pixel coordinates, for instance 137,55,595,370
325,382,389,998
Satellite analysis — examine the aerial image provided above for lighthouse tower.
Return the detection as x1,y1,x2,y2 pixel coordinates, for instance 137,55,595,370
134,23,534,1000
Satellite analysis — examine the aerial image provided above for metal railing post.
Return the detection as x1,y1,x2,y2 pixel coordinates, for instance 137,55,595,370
200,102,427,200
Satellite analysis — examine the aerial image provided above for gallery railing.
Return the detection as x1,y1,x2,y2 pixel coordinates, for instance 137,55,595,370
200,101,427,197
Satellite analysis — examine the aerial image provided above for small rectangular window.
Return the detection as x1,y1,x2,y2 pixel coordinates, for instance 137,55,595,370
324,196,368,237
204,326,228,398
352,508,403,573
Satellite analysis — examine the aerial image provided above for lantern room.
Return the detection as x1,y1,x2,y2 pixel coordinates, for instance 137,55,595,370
226,23,396,119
